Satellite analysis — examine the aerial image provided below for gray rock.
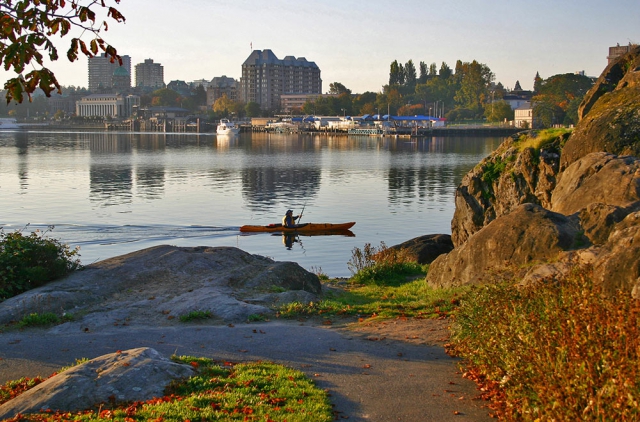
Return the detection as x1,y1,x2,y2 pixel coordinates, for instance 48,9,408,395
593,211,640,296
427,203,585,288
451,134,564,247
551,152,640,216
0,245,321,328
388,234,454,264
0,348,194,420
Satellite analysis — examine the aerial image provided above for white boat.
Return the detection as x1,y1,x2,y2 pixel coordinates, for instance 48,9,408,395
216,119,240,135
0,118,21,130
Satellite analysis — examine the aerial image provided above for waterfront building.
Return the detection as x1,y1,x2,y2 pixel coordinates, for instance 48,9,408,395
135,59,165,89
240,49,322,112
608,43,638,64
88,53,132,92
76,94,140,118
206,76,239,107
514,101,534,129
280,93,335,114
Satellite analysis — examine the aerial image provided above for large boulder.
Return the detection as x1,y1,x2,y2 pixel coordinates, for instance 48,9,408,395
388,234,454,264
451,132,565,247
427,203,584,288
552,152,640,215
561,45,640,170
0,348,193,420
0,245,321,329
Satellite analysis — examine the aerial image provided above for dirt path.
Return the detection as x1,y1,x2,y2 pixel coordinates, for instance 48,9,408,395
0,317,490,421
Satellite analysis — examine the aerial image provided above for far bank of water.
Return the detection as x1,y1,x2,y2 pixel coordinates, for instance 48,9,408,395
0,131,503,276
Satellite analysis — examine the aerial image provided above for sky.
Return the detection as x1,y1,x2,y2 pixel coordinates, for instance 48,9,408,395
4,0,640,94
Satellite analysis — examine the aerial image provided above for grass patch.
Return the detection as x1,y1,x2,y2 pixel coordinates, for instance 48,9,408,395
277,242,466,321
17,312,72,327
514,128,571,152
178,310,212,322
247,313,268,322
450,266,640,420
0,356,332,421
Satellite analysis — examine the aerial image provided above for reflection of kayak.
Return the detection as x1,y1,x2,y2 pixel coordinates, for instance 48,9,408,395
240,222,355,233
276,229,355,238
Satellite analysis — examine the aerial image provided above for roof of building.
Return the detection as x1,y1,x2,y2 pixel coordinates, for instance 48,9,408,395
113,66,129,76
243,49,319,68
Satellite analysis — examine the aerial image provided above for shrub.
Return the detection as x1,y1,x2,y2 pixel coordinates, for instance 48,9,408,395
347,242,423,286
450,266,640,420
0,226,81,300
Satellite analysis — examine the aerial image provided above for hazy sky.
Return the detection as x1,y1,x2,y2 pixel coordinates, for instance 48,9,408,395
5,0,639,93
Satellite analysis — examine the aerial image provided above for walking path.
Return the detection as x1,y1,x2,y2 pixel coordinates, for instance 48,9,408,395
0,318,490,421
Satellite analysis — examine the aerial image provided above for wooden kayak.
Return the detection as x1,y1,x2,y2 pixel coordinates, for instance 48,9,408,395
240,222,355,233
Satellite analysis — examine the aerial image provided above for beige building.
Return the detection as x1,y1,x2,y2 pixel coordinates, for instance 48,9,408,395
240,49,322,112
280,93,336,113
76,94,140,118
607,43,638,64
514,102,533,128
135,59,164,89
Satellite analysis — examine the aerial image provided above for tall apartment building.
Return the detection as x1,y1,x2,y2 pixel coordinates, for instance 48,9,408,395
240,49,321,111
88,53,131,91
135,59,164,89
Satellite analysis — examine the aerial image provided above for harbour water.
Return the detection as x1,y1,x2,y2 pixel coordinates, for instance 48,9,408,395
0,131,503,276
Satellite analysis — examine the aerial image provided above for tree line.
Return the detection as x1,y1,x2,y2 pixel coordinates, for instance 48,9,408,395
301,59,594,126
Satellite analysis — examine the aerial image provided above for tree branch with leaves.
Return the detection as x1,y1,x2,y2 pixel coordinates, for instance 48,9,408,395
1,0,126,104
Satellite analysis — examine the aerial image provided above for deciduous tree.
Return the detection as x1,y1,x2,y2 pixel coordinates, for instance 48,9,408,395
1,0,125,104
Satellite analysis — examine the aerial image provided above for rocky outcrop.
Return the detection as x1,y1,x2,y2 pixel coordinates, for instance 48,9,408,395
0,245,321,329
451,131,565,247
427,204,584,288
0,348,193,420
561,45,640,169
428,48,640,295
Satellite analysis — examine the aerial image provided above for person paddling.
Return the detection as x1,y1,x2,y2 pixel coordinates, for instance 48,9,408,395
282,209,300,227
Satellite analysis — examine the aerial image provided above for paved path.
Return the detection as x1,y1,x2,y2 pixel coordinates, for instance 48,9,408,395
0,320,491,421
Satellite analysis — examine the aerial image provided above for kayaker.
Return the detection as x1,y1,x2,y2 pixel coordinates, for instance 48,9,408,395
282,209,300,227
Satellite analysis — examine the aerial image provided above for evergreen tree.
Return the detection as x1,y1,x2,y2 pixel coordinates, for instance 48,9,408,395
404,60,417,89
418,61,428,84
533,71,543,94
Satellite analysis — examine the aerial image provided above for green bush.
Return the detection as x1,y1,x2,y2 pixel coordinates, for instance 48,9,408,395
0,226,81,300
451,266,640,420
347,242,424,286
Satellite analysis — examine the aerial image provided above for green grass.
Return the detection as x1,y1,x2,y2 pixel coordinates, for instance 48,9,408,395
0,356,333,421
178,310,212,322
513,128,572,152
278,242,466,321
17,312,72,327
450,265,640,420
277,278,465,321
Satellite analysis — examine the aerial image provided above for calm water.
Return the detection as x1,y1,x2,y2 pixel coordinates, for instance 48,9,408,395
0,130,502,276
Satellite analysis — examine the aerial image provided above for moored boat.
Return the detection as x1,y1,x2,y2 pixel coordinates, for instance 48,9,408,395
240,222,355,233
217,119,240,135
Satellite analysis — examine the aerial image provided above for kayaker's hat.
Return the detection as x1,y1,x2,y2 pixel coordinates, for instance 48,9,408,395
286,209,293,214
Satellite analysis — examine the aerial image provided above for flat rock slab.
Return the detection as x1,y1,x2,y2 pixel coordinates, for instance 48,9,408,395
0,245,321,329
0,347,194,420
